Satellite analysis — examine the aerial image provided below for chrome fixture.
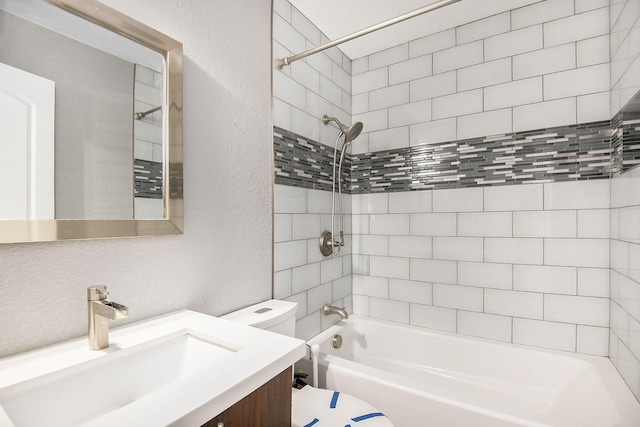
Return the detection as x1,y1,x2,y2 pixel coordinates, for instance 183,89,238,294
275,0,461,69
87,286,128,350
332,334,343,349
134,105,161,120
322,304,349,320
322,115,363,144
320,115,363,256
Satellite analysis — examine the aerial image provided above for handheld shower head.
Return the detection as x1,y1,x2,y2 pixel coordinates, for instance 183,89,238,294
319,114,365,257
343,121,363,144
322,115,363,143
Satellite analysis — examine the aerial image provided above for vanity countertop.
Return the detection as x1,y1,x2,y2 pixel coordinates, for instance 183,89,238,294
0,309,306,426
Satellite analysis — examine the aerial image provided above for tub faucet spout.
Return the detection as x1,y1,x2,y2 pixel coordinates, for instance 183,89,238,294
87,286,128,350
323,304,348,320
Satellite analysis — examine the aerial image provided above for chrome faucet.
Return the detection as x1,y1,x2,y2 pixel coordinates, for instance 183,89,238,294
87,286,128,350
322,304,349,320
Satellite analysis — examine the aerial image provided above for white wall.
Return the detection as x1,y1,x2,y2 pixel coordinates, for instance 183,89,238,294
274,185,353,340
0,0,274,358
611,0,640,113
271,0,640,404
273,0,352,146
353,181,611,355
351,0,611,154
611,170,640,400
346,1,613,357
273,0,616,352
273,0,621,350
609,0,640,402
345,0,615,358
273,0,355,340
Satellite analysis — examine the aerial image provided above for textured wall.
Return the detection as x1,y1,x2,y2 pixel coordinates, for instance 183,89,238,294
0,0,273,358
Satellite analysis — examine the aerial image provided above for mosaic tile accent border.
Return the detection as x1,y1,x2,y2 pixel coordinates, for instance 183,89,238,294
274,127,351,193
352,121,612,193
134,159,163,199
274,118,640,194
611,110,640,174
612,112,624,176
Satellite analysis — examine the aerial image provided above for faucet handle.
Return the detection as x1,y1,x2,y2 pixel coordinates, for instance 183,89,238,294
87,285,109,301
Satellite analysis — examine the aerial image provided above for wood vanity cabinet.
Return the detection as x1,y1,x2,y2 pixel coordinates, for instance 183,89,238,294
202,367,292,427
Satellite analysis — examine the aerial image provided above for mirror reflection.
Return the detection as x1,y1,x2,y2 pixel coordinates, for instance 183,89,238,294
0,0,164,220
0,0,182,244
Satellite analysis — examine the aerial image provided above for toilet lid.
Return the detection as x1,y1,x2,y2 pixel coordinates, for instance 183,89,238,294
292,386,394,427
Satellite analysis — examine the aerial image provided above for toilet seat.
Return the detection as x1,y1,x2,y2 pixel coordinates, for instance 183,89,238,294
292,386,394,427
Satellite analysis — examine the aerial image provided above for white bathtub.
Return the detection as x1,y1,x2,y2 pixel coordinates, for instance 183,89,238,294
299,316,640,427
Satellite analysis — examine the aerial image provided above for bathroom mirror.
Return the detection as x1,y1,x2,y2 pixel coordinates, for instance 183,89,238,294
0,0,183,243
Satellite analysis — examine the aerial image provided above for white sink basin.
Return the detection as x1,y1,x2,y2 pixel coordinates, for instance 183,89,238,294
0,310,306,426
0,331,237,426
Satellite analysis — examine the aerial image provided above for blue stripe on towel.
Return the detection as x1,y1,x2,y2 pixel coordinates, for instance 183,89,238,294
303,418,320,427
330,391,340,408
352,412,386,422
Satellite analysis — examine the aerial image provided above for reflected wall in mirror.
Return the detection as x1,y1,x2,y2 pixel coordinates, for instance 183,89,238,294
0,0,183,243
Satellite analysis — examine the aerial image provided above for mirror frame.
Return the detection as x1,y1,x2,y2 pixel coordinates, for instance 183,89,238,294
1,0,183,244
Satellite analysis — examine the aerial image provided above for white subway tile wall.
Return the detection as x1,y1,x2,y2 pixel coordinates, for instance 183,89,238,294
610,169,640,400
133,64,162,163
610,0,640,113
352,180,610,356
133,65,163,216
273,0,640,402
351,2,610,154
273,0,352,148
273,0,354,340
275,185,353,340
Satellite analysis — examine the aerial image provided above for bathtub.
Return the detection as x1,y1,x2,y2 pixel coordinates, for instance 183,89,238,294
298,316,640,427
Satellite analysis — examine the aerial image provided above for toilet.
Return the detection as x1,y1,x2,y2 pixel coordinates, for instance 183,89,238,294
222,300,394,427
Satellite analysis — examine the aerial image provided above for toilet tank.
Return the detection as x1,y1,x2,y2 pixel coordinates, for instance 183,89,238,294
222,299,297,337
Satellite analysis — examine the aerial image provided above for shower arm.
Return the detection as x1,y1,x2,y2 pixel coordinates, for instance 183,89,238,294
275,0,461,69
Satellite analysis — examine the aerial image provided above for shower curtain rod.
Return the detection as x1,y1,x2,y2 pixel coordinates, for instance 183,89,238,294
134,105,161,120
275,0,462,69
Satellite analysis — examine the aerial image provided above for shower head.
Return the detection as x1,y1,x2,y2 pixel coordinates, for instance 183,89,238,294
322,115,364,143
343,121,363,144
